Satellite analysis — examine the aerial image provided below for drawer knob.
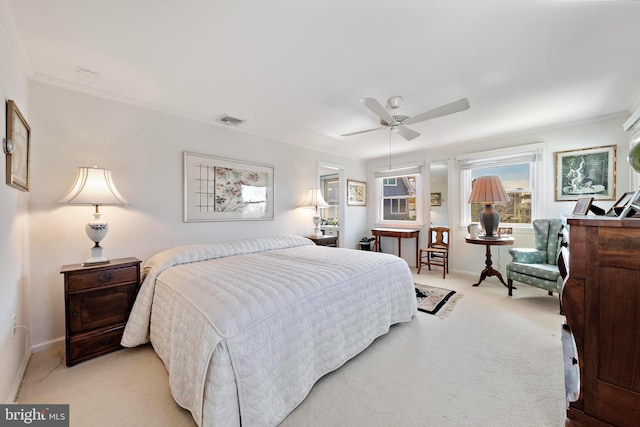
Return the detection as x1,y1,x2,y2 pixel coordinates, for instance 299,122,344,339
98,273,113,283
72,311,79,317
100,338,115,346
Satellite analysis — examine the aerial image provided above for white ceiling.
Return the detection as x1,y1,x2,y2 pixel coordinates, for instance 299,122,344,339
5,0,640,160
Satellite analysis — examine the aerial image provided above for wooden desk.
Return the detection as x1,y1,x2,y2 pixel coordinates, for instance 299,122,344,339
464,236,514,288
371,228,421,268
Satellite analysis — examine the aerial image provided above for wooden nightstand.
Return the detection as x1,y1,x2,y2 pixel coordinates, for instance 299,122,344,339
60,257,141,366
307,235,338,247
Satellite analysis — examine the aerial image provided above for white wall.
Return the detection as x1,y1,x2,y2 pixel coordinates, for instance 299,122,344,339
27,82,367,348
0,6,30,402
367,114,631,278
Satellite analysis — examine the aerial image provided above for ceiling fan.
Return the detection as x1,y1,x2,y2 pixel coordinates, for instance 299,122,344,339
342,96,470,141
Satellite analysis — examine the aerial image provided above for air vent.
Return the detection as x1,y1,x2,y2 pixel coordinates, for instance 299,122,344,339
216,115,245,126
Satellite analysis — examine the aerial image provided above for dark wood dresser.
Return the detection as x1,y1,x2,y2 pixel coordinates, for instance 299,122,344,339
563,217,640,426
60,257,141,366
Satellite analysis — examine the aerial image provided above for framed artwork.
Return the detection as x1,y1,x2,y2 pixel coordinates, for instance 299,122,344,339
555,145,616,201
498,227,512,236
430,192,442,207
4,100,31,191
347,179,366,206
572,197,593,215
183,152,274,222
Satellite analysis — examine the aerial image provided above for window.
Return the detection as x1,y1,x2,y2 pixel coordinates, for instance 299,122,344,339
459,145,543,226
320,174,339,221
470,164,532,224
375,167,422,224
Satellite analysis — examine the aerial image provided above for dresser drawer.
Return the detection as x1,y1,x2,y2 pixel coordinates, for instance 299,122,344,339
66,265,138,292
67,284,137,334
68,326,124,365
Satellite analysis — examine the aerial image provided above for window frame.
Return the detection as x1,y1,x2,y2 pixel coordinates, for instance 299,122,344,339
458,144,544,228
374,168,423,226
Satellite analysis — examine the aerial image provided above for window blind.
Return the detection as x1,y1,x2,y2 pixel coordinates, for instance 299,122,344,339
456,143,544,170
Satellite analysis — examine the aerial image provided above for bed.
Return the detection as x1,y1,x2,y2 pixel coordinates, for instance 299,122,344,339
121,235,416,426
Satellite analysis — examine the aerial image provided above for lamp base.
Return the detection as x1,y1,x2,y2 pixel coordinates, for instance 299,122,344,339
83,244,110,266
479,204,500,237
312,212,324,238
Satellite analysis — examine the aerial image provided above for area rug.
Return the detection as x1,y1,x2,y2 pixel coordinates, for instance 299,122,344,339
415,283,462,318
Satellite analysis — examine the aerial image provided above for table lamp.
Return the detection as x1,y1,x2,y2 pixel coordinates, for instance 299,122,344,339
302,188,329,237
468,175,510,238
58,166,129,265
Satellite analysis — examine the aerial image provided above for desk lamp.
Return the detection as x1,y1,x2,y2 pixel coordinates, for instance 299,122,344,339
468,175,510,238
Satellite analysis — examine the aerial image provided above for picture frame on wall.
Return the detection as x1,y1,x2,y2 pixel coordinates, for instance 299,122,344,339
347,179,366,206
572,197,593,215
430,192,442,207
4,100,31,192
183,152,275,222
555,145,616,201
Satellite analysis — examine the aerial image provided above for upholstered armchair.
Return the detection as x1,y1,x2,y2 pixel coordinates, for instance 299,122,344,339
507,219,563,305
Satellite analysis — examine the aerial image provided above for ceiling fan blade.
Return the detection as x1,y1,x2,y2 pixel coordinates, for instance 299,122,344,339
358,98,396,125
403,98,470,125
341,127,385,137
396,125,421,141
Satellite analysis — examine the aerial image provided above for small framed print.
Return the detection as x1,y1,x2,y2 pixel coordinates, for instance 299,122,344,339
430,192,442,207
572,197,593,215
4,100,31,191
498,227,512,236
347,179,366,206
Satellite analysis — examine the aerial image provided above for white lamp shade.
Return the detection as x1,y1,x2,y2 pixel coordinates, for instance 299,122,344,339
58,167,129,205
301,188,330,209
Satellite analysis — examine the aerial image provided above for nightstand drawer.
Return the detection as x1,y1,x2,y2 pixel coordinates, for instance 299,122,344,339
68,326,124,365
67,265,138,292
68,284,137,334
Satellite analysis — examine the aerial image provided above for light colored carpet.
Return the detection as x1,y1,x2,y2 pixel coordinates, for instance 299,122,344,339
16,270,567,426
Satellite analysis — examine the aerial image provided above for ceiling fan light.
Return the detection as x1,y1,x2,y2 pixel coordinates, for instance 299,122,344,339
387,96,403,109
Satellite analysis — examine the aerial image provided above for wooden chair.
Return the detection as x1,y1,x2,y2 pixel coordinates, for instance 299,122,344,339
418,227,450,278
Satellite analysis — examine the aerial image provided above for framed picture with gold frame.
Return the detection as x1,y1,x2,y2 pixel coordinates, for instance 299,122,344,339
554,145,616,201
4,100,31,191
347,179,366,206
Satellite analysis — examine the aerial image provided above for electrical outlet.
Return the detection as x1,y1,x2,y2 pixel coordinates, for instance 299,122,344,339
11,314,16,337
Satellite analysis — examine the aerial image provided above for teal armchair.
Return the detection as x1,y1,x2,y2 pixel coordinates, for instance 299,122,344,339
507,219,563,305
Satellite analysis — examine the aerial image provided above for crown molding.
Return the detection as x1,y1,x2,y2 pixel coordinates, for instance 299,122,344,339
0,1,33,77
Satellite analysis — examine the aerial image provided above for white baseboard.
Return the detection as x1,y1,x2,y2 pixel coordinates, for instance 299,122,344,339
32,336,64,353
6,336,64,403
6,345,32,404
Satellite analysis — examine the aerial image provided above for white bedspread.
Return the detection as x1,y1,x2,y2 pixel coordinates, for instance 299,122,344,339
122,235,416,426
